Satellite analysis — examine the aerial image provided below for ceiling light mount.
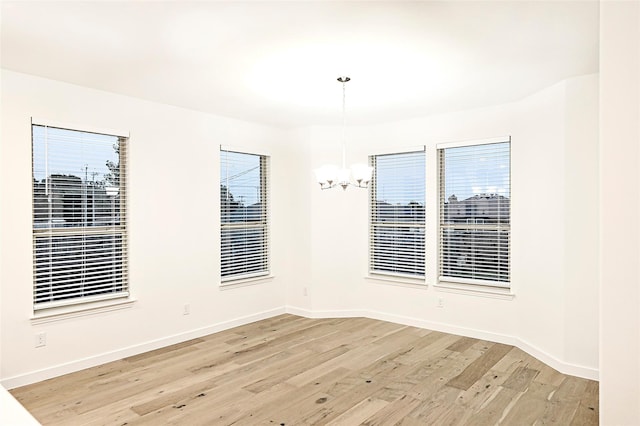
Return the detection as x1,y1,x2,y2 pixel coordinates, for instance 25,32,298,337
314,76,372,191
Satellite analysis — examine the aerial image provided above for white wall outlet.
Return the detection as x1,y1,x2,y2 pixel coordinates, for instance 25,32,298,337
437,297,444,308
183,303,190,315
35,332,47,347
303,287,308,296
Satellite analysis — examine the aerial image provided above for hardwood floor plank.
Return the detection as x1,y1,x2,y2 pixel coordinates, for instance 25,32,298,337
296,357,415,424
10,315,599,426
370,345,473,404
324,397,389,426
501,365,540,392
409,385,471,425
10,360,131,410
195,349,307,390
571,403,599,426
455,368,511,411
241,344,350,393
228,367,352,425
553,375,590,403
398,416,429,426
446,336,479,353
580,379,600,414
499,388,551,424
395,333,461,365
361,394,424,425
38,364,197,418
284,343,373,387
571,382,599,426
206,381,298,425
540,399,581,425
228,320,343,365
469,386,522,425
132,386,253,425
362,395,422,426
407,350,479,401
129,373,222,416
285,333,411,388
446,342,513,390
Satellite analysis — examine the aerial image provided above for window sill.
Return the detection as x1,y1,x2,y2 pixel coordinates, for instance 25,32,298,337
366,274,427,289
31,297,136,325
434,281,515,300
220,274,274,290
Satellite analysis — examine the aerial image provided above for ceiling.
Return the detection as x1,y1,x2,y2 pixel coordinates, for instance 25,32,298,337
1,1,599,127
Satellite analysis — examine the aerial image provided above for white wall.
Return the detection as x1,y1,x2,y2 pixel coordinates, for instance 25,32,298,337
300,74,599,378
0,66,3,390
0,70,294,387
564,75,599,369
282,127,314,311
599,1,640,424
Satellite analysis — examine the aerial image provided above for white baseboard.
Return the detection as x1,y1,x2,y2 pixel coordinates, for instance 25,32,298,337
285,306,365,318
2,305,598,388
1,307,286,390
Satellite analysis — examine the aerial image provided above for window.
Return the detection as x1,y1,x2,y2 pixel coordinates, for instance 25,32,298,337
220,149,269,282
438,138,510,287
32,123,128,310
369,149,425,279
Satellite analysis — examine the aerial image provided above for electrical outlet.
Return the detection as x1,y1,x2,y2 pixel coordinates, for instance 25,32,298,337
35,332,47,348
437,297,444,308
303,287,308,296
183,303,190,315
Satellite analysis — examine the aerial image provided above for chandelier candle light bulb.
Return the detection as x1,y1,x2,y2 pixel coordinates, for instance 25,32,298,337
314,76,373,190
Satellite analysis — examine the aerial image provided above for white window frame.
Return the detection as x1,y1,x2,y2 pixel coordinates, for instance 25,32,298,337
368,147,426,283
437,136,511,289
220,146,270,284
31,119,129,311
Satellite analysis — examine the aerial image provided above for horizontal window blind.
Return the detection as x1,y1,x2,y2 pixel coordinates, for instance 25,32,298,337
32,124,128,309
220,150,269,281
439,140,510,286
369,150,425,278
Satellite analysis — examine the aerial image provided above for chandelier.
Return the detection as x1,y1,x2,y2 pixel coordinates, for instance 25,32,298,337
314,77,373,190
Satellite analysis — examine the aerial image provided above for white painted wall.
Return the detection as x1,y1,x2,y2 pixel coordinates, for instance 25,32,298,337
281,127,314,311
599,1,640,424
301,74,599,378
0,70,293,387
564,75,599,369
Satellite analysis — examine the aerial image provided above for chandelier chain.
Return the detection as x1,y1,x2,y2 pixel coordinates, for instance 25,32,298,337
341,78,347,169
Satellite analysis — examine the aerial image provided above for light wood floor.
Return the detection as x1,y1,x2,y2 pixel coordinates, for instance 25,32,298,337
11,314,598,425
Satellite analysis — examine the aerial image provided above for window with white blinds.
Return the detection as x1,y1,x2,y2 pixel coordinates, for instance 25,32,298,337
32,123,128,310
438,138,510,287
220,149,269,282
369,149,425,279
